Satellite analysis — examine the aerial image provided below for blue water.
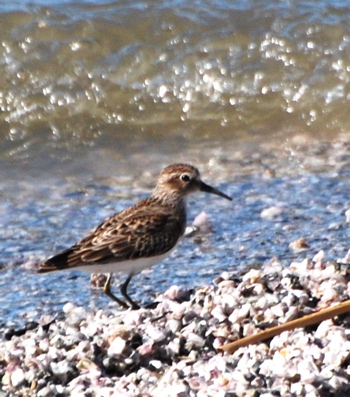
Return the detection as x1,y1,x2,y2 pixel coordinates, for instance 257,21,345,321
1,0,350,329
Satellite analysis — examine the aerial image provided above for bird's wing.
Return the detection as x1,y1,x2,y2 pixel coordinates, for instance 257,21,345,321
38,208,184,272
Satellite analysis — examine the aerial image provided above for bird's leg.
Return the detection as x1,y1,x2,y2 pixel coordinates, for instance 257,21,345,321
103,273,129,309
120,273,140,310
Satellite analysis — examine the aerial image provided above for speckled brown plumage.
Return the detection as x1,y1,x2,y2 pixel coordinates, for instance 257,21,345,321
38,163,232,309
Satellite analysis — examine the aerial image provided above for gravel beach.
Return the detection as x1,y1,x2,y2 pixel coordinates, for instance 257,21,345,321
2,251,350,397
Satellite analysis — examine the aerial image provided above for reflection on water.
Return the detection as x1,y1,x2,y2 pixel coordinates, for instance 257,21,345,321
1,0,350,164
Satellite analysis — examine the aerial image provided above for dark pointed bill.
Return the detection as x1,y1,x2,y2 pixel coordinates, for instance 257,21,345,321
200,182,232,201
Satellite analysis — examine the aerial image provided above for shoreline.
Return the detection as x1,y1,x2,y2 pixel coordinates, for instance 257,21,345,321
1,252,350,396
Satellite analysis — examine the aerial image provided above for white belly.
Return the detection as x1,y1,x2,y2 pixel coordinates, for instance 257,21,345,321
74,249,174,274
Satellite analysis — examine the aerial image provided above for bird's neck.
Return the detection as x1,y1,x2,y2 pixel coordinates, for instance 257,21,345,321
148,191,187,235
150,189,187,212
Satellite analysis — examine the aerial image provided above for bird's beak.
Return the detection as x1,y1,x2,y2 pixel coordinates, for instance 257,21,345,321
199,181,232,201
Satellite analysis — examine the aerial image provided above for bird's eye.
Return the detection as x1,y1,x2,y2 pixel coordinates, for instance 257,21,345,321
180,173,191,182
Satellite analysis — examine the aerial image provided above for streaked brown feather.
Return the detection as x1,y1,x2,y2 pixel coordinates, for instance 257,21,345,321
38,163,231,275
38,196,186,272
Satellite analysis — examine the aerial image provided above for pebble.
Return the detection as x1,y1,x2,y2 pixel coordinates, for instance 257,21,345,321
345,209,350,223
107,336,126,357
289,238,309,252
10,368,25,388
1,253,350,396
260,205,284,220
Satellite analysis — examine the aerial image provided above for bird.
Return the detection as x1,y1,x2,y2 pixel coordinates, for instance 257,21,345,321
38,163,232,309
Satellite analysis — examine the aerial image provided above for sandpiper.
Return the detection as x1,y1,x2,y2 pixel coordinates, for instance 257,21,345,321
38,163,231,309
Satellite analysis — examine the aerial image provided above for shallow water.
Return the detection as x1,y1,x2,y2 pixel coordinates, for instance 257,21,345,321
2,0,350,155
1,136,350,330
1,0,350,328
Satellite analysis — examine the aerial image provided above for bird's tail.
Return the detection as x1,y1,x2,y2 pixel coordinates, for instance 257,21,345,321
37,248,73,273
